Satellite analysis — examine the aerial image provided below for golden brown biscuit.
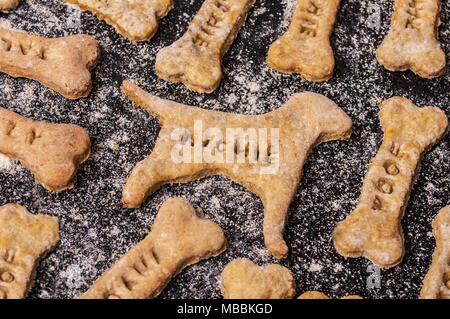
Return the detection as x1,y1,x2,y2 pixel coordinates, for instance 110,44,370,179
0,28,99,99
298,291,362,299
121,81,352,259
63,0,173,42
155,0,256,93
0,107,91,191
221,258,295,299
0,0,20,12
377,0,446,79
419,206,450,299
0,204,59,299
267,0,341,81
333,97,448,268
79,197,226,299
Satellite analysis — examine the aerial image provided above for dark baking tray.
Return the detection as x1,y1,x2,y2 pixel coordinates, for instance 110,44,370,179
0,0,448,299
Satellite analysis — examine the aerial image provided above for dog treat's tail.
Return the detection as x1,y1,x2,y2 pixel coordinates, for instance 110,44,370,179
121,81,200,124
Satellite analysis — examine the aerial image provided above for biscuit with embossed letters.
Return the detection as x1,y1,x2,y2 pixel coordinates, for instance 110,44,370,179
64,0,173,42
121,81,352,259
0,28,99,99
333,97,448,268
79,197,226,299
155,0,255,93
377,0,446,79
0,204,59,299
267,0,341,81
0,107,91,191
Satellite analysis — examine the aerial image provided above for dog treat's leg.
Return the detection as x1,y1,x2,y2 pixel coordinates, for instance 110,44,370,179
267,0,340,81
155,0,256,93
420,206,450,299
298,291,362,299
333,97,448,268
0,0,20,12
377,0,446,78
63,0,173,42
79,198,226,299
122,81,352,259
0,28,99,99
221,258,296,299
0,107,91,191
0,204,59,299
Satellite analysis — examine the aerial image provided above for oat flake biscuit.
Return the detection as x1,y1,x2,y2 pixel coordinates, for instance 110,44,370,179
155,0,256,93
221,258,295,299
333,97,448,268
298,291,362,299
420,206,450,299
266,0,341,82
64,0,173,42
79,197,226,299
121,81,352,259
0,28,99,99
0,0,20,12
377,0,446,79
0,107,91,191
0,204,59,299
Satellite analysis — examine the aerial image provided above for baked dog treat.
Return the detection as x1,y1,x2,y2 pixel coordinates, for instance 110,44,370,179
79,197,226,299
121,81,352,259
376,0,446,79
0,28,99,99
333,97,448,268
0,107,91,191
266,0,341,82
221,258,295,299
0,0,20,12
420,206,450,299
155,0,256,93
298,291,362,299
0,204,59,299
63,0,173,42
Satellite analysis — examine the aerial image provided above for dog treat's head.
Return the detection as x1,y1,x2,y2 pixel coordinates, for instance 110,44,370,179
221,258,295,299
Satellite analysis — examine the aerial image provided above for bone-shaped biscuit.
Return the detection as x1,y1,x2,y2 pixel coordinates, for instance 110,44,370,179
79,197,226,299
0,28,99,99
221,258,295,299
155,0,256,93
266,0,340,82
0,107,91,191
376,0,446,79
298,291,362,299
0,0,20,12
63,0,173,42
420,206,450,299
333,97,448,268
0,204,59,299
121,81,352,259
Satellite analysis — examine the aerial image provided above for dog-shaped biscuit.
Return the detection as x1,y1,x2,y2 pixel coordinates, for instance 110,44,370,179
121,81,352,259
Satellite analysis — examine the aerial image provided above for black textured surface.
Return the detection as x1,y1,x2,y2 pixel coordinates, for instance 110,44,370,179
0,0,448,299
